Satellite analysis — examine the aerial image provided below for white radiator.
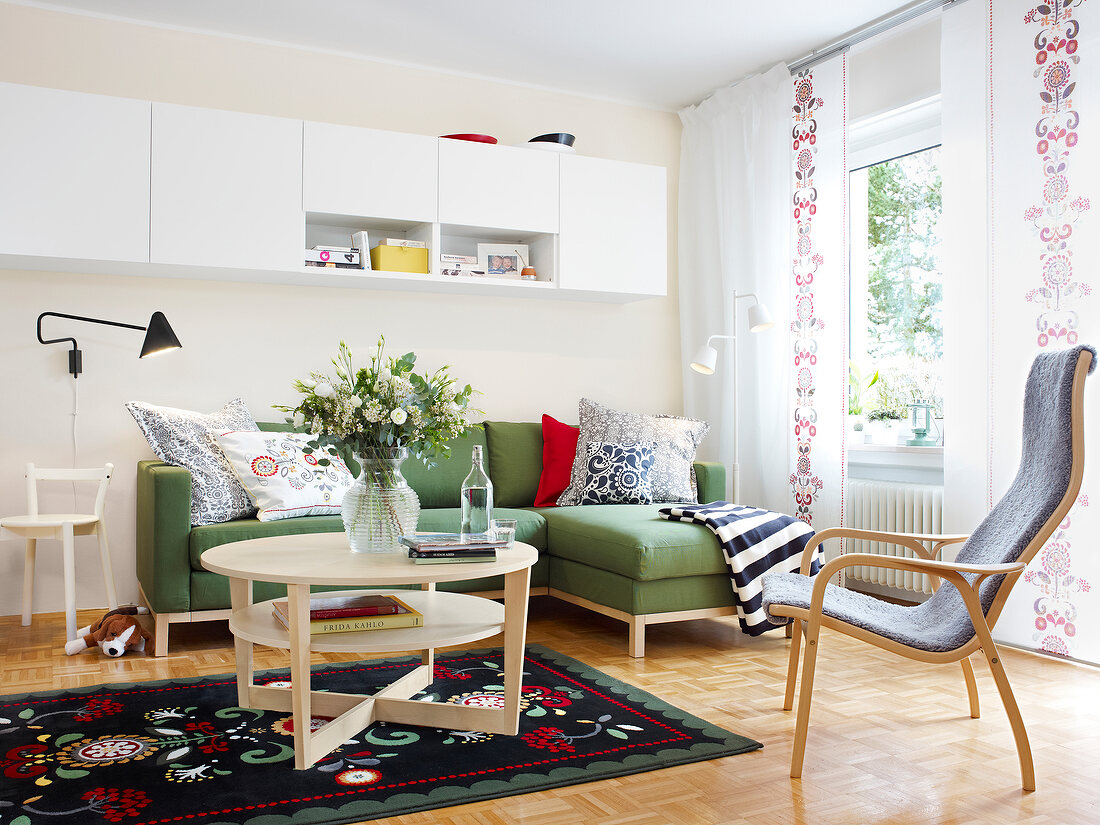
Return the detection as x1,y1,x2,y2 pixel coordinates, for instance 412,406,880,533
846,480,944,595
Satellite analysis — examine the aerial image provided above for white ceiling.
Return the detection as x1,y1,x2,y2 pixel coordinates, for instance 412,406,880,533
20,0,917,110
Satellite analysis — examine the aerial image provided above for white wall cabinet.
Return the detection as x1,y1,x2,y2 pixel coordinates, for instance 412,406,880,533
304,122,437,222
558,155,667,296
438,140,559,234
0,83,666,301
0,83,150,262
150,103,302,270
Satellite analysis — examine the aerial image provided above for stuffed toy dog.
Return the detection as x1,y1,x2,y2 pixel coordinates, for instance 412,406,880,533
65,605,152,657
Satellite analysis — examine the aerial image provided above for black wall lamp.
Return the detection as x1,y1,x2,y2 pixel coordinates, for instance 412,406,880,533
37,311,183,378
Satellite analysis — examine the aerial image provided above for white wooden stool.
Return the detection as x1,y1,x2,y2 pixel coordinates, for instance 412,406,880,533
1,463,118,641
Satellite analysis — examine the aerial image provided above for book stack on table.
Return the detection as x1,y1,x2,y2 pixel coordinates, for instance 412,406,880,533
399,533,508,564
271,593,422,634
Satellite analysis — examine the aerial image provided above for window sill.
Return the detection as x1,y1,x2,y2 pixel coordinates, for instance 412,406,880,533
848,444,943,455
847,443,943,472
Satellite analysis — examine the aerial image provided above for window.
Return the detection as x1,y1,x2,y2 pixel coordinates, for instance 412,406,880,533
849,98,943,447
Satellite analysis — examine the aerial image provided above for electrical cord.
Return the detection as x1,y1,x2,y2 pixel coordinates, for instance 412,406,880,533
71,375,79,510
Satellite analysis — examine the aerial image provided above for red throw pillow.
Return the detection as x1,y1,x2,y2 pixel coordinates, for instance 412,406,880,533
533,414,580,507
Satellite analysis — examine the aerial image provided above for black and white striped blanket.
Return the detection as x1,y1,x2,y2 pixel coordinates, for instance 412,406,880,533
658,501,821,635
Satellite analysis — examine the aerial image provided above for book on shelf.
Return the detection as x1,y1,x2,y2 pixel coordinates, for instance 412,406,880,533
408,548,498,559
412,553,497,564
271,595,422,634
290,593,409,619
440,253,479,264
351,231,371,269
305,248,360,265
399,532,507,550
305,261,362,269
377,238,427,248
441,268,487,277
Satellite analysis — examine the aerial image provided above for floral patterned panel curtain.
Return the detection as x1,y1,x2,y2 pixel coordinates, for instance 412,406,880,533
788,55,848,548
943,0,1100,664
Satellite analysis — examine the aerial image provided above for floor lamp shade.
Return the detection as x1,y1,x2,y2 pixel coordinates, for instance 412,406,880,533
691,345,719,375
747,302,775,332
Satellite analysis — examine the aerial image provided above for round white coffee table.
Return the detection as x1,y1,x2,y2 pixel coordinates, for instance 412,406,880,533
201,533,536,769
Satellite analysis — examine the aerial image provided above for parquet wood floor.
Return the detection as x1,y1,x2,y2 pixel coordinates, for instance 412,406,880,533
3,597,1098,825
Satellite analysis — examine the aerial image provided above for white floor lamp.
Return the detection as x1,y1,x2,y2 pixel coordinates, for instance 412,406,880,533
690,291,774,503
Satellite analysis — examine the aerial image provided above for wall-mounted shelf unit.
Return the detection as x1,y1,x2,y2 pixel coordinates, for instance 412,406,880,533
0,81,668,303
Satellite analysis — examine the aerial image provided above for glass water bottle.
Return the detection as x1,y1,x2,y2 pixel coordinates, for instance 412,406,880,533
460,445,493,540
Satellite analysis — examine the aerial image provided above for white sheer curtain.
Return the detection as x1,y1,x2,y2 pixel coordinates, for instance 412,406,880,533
678,64,792,513
942,0,1100,665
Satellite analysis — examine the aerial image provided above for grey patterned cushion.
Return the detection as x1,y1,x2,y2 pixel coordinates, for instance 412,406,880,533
558,399,709,506
126,398,259,526
579,442,655,505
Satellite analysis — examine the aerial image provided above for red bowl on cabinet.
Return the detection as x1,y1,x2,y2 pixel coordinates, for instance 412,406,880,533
440,133,498,144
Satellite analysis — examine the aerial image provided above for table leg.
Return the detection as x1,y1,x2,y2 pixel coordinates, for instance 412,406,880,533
420,581,435,670
501,563,532,734
229,577,254,708
288,583,313,769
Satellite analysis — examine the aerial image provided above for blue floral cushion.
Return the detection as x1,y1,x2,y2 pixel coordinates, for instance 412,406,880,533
579,442,655,505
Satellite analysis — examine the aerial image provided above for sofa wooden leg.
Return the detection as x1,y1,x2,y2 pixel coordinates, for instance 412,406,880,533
628,617,645,658
153,611,170,657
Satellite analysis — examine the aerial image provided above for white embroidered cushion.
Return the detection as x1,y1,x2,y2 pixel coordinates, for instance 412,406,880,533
216,430,354,522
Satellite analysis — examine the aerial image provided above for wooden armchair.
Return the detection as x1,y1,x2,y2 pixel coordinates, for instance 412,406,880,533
761,345,1094,791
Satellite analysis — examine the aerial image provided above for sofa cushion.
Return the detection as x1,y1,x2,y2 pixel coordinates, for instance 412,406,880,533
557,399,709,506
548,557,735,616
127,398,260,526
484,421,543,507
579,442,655,505
534,414,579,507
536,504,726,581
189,515,345,570
216,430,354,521
401,429,487,508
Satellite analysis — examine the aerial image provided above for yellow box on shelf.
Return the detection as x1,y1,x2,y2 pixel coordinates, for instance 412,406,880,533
369,244,430,274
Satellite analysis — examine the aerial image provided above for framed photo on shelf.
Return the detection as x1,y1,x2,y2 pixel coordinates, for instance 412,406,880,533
477,243,527,279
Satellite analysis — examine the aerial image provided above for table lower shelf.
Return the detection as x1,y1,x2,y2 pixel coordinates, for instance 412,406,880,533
229,588,505,653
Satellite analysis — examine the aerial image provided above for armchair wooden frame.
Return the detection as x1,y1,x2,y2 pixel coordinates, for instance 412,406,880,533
770,349,1090,792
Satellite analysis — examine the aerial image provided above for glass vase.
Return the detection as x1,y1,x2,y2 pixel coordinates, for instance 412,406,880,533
342,446,421,553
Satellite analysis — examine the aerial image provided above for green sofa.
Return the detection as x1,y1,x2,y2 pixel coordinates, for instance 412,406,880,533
137,421,731,657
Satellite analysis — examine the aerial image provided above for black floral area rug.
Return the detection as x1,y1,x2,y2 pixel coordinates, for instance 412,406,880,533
0,645,760,825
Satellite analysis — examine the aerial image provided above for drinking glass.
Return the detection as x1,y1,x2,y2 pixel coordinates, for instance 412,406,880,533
492,518,517,547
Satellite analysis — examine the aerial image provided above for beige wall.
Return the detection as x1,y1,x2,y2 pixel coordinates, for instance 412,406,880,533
0,3,683,616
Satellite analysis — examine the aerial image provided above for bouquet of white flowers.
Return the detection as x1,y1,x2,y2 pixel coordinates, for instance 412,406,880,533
275,337,477,479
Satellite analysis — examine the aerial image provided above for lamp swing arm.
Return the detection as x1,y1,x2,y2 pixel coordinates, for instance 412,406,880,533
37,311,147,348
37,312,149,379
705,333,737,348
